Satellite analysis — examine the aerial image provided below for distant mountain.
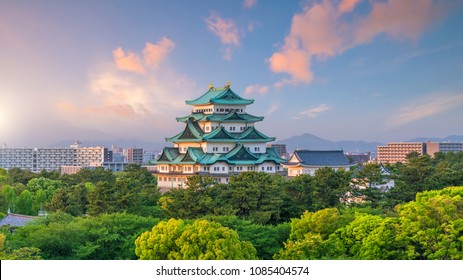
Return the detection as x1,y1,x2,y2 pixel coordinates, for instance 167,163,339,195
276,133,383,154
408,135,463,143
51,139,166,151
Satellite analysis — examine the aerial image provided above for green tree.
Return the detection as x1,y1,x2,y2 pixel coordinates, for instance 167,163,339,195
221,172,285,224
397,186,463,260
2,185,16,212
0,233,42,260
63,167,116,186
355,163,383,188
26,177,62,203
274,208,356,260
206,215,290,260
387,152,436,204
48,184,89,216
311,167,352,210
135,218,257,260
0,168,9,184
86,181,118,215
33,189,47,212
8,212,159,260
159,175,219,219
16,190,33,215
7,167,37,185
281,174,313,220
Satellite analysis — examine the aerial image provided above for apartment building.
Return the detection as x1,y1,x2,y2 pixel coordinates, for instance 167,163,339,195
377,142,425,164
377,141,462,163
0,143,110,173
127,147,144,164
426,141,463,157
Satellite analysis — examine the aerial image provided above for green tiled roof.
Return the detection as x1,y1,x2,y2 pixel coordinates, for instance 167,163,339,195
186,87,254,106
202,126,236,141
153,145,286,165
166,121,204,142
176,110,264,123
167,121,275,143
156,147,180,163
226,144,259,162
238,126,275,141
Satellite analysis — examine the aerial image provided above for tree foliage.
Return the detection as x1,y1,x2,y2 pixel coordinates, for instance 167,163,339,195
7,212,159,260
276,186,463,260
135,218,257,260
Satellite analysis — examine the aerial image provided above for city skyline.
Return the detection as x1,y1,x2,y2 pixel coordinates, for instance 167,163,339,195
1,0,463,147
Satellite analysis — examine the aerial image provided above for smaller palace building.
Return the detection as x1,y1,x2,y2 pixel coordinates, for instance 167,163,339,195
154,82,286,191
282,150,355,176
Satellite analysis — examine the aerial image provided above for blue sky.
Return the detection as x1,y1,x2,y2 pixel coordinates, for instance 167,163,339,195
1,0,462,147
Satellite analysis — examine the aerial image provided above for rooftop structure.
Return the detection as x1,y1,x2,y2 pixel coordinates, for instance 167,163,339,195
282,150,355,176
0,213,38,227
153,82,286,191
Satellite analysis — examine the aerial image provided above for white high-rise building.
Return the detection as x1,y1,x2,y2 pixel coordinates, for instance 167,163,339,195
0,141,110,173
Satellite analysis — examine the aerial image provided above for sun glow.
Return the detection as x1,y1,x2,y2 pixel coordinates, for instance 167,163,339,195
0,107,11,136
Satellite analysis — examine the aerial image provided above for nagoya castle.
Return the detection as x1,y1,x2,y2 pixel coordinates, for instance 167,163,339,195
155,82,286,191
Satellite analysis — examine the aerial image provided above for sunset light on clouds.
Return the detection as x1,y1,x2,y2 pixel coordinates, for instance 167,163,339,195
0,0,462,147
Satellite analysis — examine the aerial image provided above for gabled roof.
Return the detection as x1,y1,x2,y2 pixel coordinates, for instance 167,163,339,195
166,120,204,142
226,144,259,163
153,145,286,166
186,87,254,106
238,126,275,142
203,126,236,141
176,111,264,123
156,147,180,163
167,121,275,144
0,213,37,227
180,147,205,164
283,150,354,167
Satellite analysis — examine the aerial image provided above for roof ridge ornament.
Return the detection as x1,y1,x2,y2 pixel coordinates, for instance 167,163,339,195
209,82,213,90
225,81,230,88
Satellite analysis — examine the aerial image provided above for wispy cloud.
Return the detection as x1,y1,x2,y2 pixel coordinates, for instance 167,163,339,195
56,38,199,136
204,13,240,45
204,13,240,60
385,93,463,128
112,47,146,74
143,37,175,69
266,103,279,115
244,84,270,95
268,0,445,86
112,37,175,74
298,104,331,118
243,0,257,9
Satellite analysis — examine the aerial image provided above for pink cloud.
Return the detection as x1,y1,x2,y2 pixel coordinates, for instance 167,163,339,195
338,0,361,14
244,84,270,95
112,37,175,74
385,93,463,128
268,48,313,83
268,0,445,85
243,0,257,9
299,104,331,118
355,0,438,43
204,13,240,46
204,13,241,60
143,37,175,68
112,47,146,74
